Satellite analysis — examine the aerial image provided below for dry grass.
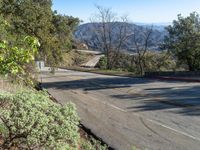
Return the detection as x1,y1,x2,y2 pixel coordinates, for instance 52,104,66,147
61,50,94,67
0,78,25,92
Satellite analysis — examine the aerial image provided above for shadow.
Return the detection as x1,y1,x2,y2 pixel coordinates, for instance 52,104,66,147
112,85,200,116
42,76,162,91
145,87,174,90
42,75,200,116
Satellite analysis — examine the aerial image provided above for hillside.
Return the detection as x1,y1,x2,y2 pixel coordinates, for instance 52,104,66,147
74,22,168,53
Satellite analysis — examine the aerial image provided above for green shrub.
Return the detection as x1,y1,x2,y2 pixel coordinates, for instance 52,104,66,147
0,36,39,85
0,90,79,150
80,138,108,150
97,56,107,69
144,51,177,72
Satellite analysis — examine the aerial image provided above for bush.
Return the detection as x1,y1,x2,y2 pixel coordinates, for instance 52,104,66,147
144,51,177,72
96,56,107,69
61,50,94,67
0,36,40,85
80,138,108,150
0,90,80,150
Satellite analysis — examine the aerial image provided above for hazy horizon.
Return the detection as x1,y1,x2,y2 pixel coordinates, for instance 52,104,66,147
52,0,200,24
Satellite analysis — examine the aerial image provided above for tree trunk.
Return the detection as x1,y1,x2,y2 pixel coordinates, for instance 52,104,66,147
139,62,144,76
187,58,195,71
106,50,111,70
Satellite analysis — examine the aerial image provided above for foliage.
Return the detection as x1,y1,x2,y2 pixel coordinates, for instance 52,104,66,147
52,12,79,52
80,138,108,150
97,56,107,69
97,52,134,72
0,15,9,40
0,0,79,66
131,26,153,75
96,51,176,75
61,50,94,67
0,90,80,150
144,51,177,72
163,12,200,71
131,146,139,150
91,6,131,69
0,36,39,84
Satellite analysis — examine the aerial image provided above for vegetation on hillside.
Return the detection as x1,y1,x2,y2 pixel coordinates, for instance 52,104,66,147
61,51,94,67
0,0,79,66
84,8,200,74
0,36,39,84
0,15,40,84
0,1,109,149
97,51,176,74
163,12,200,71
0,88,109,150
0,90,79,149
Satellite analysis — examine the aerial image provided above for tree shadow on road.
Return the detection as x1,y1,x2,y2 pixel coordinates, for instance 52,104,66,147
42,75,200,116
112,85,200,116
42,76,159,91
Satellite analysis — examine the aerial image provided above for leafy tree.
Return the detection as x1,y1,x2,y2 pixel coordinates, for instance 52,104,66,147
0,0,53,62
163,12,200,71
49,12,79,67
144,51,176,72
0,14,14,42
0,15,7,40
0,90,79,149
52,12,79,52
0,0,79,66
0,36,39,84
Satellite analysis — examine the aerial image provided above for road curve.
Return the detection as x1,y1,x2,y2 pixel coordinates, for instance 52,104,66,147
40,69,200,150
81,54,104,68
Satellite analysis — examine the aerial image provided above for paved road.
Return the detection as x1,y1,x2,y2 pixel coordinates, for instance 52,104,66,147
40,69,200,150
76,49,103,55
81,54,104,68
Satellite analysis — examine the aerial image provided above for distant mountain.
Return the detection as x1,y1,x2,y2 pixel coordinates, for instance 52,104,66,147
134,22,171,26
134,22,171,31
73,22,168,53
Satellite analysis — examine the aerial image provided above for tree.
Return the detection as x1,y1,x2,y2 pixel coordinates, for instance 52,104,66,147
163,12,200,71
0,36,39,84
0,15,8,40
52,12,79,52
91,6,132,69
0,0,79,66
144,51,176,72
131,26,153,75
0,0,54,62
0,13,40,84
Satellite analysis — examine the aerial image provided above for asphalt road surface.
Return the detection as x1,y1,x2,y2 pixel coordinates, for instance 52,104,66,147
40,69,200,150
81,54,104,68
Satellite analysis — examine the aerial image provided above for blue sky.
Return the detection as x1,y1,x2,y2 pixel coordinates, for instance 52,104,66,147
52,0,200,23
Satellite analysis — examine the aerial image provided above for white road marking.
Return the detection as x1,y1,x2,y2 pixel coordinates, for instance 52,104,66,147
104,102,127,112
146,118,200,142
94,96,200,142
42,71,200,143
